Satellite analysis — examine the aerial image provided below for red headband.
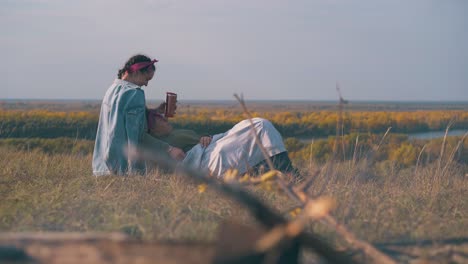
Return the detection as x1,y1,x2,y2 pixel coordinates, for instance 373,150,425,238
128,59,158,73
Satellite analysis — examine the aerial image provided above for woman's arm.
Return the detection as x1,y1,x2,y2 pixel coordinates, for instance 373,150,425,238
141,133,185,161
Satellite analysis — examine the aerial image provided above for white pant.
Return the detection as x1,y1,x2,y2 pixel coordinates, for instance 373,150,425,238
183,118,286,177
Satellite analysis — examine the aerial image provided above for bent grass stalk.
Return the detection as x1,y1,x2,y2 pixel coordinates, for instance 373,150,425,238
234,92,398,263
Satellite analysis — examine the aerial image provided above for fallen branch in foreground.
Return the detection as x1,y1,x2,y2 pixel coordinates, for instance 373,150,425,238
234,93,397,264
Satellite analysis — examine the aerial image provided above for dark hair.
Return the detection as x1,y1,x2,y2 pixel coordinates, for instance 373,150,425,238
117,54,156,79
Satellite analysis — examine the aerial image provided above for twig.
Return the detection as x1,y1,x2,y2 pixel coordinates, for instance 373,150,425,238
180,163,354,263
436,123,452,177
276,176,303,206
440,131,468,181
135,146,354,262
352,134,359,168
321,215,398,264
295,168,321,194
376,127,392,153
146,93,397,263
432,123,453,196
309,139,314,169
414,144,427,176
255,198,335,253
234,94,275,171
364,126,392,166
234,91,395,262
103,178,116,193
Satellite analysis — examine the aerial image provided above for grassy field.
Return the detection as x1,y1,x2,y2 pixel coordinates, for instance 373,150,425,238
1,145,466,247
1,100,467,262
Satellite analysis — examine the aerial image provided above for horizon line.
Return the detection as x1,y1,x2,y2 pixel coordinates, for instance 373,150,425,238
1,98,468,104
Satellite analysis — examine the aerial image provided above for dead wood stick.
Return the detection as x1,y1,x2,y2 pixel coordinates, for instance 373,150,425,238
234,94,275,171
181,164,355,263
286,186,397,264
276,177,303,205
321,215,398,264
137,95,358,263
231,94,395,264
231,94,361,263
295,168,321,193
138,147,356,263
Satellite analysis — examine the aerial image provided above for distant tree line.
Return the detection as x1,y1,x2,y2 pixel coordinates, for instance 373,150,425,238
0,109,467,140
1,108,466,167
0,110,98,139
0,137,93,155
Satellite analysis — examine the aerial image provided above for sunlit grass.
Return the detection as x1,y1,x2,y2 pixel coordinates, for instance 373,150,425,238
1,146,466,245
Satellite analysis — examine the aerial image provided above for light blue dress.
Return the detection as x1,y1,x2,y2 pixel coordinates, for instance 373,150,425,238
92,79,169,176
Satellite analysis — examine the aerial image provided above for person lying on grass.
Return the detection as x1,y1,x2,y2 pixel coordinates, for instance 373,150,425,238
146,106,300,178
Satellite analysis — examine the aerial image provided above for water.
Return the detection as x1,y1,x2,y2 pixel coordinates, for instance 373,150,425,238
408,129,467,140
297,129,468,143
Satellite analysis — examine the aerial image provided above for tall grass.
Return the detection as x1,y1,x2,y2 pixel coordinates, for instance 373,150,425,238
1,146,466,245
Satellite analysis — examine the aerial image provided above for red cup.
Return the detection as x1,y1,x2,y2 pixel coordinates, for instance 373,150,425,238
165,92,177,118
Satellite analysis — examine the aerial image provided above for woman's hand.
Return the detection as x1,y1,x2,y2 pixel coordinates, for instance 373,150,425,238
156,102,177,116
199,136,212,148
167,146,186,161
156,102,166,114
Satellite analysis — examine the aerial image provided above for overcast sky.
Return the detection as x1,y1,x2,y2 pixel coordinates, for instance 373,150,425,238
2,0,467,101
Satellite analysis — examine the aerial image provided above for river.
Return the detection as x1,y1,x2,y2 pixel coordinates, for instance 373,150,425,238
407,129,467,140
296,129,467,143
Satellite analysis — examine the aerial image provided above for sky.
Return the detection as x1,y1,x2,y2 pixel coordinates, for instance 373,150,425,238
1,0,467,101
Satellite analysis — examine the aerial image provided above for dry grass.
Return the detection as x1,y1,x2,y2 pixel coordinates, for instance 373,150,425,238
1,146,466,247
304,160,467,243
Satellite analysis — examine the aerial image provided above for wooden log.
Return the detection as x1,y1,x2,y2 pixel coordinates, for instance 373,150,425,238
0,232,215,264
